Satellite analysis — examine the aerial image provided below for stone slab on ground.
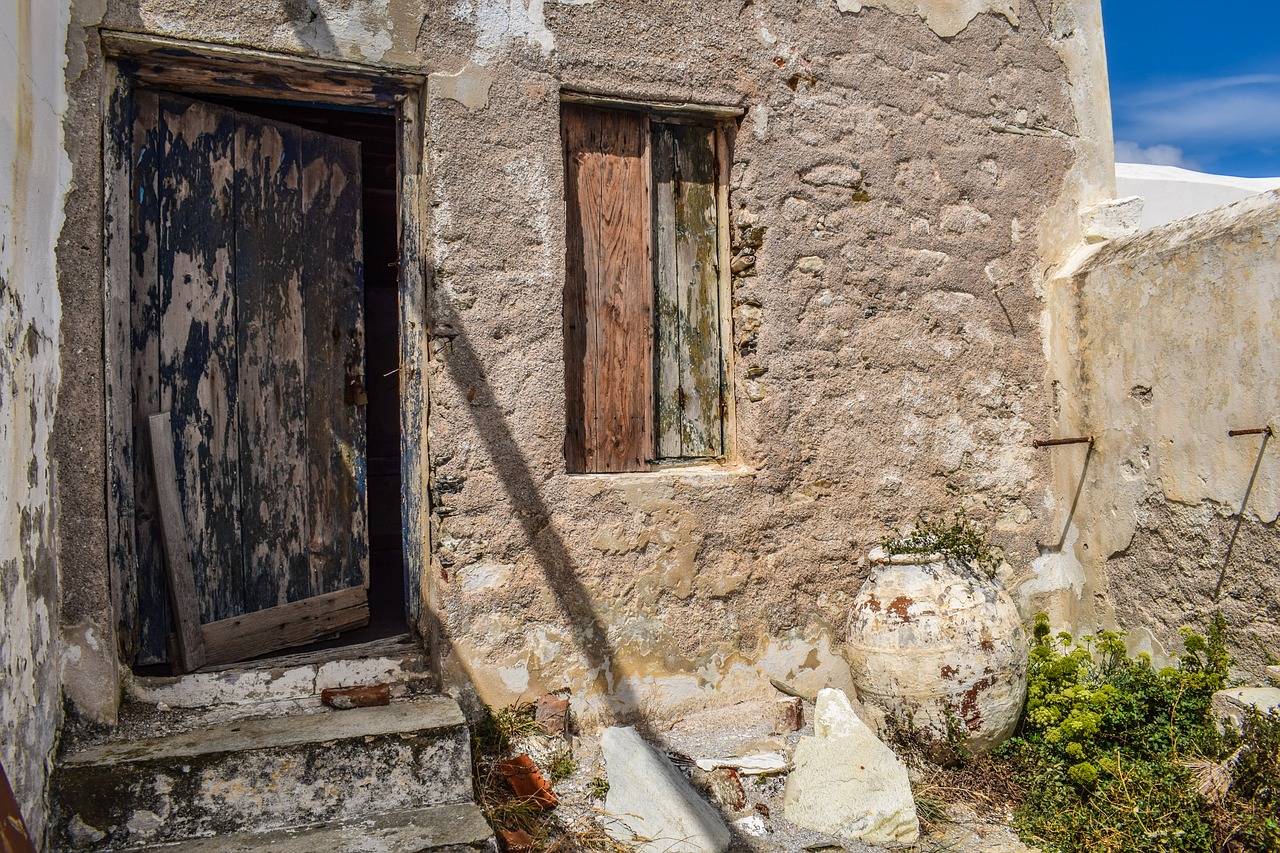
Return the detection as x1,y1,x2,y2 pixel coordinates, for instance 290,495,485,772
51,697,473,849
928,805,1041,853
601,726,731,853
1212,687,1280,731
783,689,918,845
120,803,496,853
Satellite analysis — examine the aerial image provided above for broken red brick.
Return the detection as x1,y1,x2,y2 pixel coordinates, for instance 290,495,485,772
708,767,745,811
496,828,535,853
535,693,570,737
775,696,804,732
498,754,559,809
320,684,391,710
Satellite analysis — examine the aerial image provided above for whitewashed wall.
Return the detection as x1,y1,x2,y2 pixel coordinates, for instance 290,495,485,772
0,0,72,842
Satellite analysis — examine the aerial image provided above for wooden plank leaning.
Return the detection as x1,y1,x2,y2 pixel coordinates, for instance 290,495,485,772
148,412,207,673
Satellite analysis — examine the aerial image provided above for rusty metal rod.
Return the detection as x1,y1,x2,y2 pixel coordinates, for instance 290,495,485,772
1228,427,1273,437
1033,435,1094,449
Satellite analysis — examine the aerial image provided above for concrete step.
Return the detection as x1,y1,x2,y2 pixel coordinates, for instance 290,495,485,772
134,804,496,853
52,697,477,850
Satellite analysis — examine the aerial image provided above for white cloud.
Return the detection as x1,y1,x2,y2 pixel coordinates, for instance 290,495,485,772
1113,141,1201,170
1125,74,1280,107
1116,78,1280,145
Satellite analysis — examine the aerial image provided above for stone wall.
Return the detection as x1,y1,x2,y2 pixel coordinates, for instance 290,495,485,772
52,0,1115,727
1039,190,1280,675
1,0,73,841
414,0,1112,722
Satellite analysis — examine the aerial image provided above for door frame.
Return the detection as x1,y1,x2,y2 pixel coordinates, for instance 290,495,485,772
101,31,432,670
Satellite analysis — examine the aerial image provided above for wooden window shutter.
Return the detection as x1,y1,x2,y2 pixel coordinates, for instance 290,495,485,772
562,105,654,473
653,121,725,460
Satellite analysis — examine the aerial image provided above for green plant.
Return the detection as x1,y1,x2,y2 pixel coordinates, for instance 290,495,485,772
588,775,610,801
1006,612,1235,852
474,701,542,753
882,510,1001,578
1215,707,1280,850
547,749,577,783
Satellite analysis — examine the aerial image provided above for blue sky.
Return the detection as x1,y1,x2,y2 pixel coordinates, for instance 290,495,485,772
1102,3,1280,176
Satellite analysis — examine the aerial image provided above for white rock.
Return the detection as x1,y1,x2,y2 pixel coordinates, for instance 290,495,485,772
796,256,826,275
733,815,769,837
601,726,731,853
783,689,919,845
1212,686,1280,732
1080,195,1145,242
694,752,788,774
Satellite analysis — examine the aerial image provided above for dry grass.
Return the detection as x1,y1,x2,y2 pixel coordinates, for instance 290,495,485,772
473,702,631,852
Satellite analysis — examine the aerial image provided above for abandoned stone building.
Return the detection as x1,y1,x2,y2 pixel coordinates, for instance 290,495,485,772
3,0,1278,848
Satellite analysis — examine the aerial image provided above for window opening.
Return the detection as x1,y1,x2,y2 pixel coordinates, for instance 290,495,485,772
562,102,731,474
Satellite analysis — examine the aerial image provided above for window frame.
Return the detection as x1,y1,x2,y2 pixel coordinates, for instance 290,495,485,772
560,93,739,475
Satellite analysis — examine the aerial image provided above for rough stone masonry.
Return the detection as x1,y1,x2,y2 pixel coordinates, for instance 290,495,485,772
41,0,1114,736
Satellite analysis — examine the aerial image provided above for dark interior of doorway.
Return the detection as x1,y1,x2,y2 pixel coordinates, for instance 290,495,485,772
194,96,405,660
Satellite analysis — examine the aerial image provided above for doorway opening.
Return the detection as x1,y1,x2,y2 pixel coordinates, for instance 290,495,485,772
126,94,406,674
204,97,409,658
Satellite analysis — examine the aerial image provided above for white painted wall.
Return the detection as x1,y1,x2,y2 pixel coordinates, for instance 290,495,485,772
1034,189,1280,669
0,0,72,842
1117,162,1280,231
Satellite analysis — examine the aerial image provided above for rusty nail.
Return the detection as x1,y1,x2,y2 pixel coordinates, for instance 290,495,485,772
1228,427,1273,437
1032,435,1094,448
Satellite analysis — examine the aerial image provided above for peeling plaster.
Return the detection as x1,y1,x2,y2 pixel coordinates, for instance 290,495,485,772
1051,191,1280,672
429,60,495,111
835,0,1020,39
1,0,71,842
452,0,554,63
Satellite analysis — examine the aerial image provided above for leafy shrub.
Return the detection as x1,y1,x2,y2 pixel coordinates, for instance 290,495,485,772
1005,614,1219,850
911,611,1280,852
881,510,1001,578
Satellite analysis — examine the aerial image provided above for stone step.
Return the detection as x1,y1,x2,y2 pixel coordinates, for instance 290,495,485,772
52,697,475,850
133,804,495,853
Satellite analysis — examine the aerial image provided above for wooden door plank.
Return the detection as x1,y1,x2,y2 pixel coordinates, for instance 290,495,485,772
301,131,368,595
157,95,243,623
0,758,36,853
652,123,683,459
128,88,173,663
594,108,653,472
200,586,368,666
235,117,310,609
561,106,595,473
671,123,723,458
105,69,136,662
148,413,207,673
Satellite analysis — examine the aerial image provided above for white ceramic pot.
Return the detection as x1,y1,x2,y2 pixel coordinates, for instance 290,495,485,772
844,548,1027,752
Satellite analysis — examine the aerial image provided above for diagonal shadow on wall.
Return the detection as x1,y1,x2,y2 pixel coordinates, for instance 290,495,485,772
433,302,664,737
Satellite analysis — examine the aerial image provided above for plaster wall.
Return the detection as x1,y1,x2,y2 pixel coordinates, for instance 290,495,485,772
53,0,1115,728
1,0,73,840
1044,190,1280,674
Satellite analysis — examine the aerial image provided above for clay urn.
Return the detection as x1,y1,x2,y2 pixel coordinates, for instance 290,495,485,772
844,547,1027,752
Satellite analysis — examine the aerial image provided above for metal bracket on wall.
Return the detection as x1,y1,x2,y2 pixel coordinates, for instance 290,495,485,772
1032,435,1095,448
1228,426,1273,437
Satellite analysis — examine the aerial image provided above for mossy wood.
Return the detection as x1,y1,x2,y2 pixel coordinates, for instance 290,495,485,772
653,121,724,460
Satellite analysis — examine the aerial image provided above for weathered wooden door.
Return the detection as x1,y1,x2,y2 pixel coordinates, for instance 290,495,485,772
131,93,369,666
